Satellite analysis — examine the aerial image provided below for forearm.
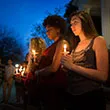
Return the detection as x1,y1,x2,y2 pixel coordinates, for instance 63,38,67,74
35,65,56,77
70,64,108,82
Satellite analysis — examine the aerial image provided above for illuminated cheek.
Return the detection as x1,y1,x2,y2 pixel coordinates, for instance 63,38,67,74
54,32,58,36
50,32,55,37
47,33,52,39
78,27,82,33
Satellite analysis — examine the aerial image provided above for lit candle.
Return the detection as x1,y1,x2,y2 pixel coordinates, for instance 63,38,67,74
19,66,22,72
15,64,19,68
32,49,36,62
21,67,25,76
61,44,67,68
15,64,19,74
63,44,67,55
32,49,36,57
15,68,19,74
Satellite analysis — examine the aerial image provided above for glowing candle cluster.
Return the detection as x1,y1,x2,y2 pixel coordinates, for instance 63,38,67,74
15,64,25,76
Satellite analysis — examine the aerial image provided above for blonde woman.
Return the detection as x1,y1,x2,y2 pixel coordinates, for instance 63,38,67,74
24,37,46,107
26,37,46,74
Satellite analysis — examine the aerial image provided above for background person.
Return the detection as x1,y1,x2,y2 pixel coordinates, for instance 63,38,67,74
3,59,15,104
24,37,46,108
0,57,5,86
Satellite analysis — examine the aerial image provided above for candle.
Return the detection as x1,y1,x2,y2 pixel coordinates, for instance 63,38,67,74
61,44,67,68
32,49,36,62
19,66,22,72
63,44,67,55
15,64,19,74
15,68,19,74
21,67,25,76
32,49,36,57
15,64,19,68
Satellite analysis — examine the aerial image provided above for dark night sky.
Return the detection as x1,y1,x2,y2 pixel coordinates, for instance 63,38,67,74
0,0,70,55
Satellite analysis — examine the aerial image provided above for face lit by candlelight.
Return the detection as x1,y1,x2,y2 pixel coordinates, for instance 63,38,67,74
70,16,82,36
46,26,60,41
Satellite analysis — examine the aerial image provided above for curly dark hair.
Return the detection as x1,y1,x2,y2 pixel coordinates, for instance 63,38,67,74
43,15,67,35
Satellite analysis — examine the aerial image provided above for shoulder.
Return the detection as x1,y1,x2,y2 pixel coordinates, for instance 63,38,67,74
94,36,106,44
93,36,107,50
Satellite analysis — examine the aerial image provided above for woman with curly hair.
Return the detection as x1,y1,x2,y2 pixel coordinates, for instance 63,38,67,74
33,15,69,110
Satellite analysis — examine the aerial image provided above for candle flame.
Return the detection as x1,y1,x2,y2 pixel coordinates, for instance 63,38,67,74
21,67,25,76
15,68,19,74
32,49,36,55
15,64,19,68
64,44,67,53
19,66,22,72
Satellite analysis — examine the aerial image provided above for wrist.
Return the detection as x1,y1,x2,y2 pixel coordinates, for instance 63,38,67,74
69,64,74,70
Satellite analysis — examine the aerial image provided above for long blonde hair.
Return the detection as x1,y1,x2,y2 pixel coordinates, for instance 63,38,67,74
26,37,46,73
30,37,46,55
